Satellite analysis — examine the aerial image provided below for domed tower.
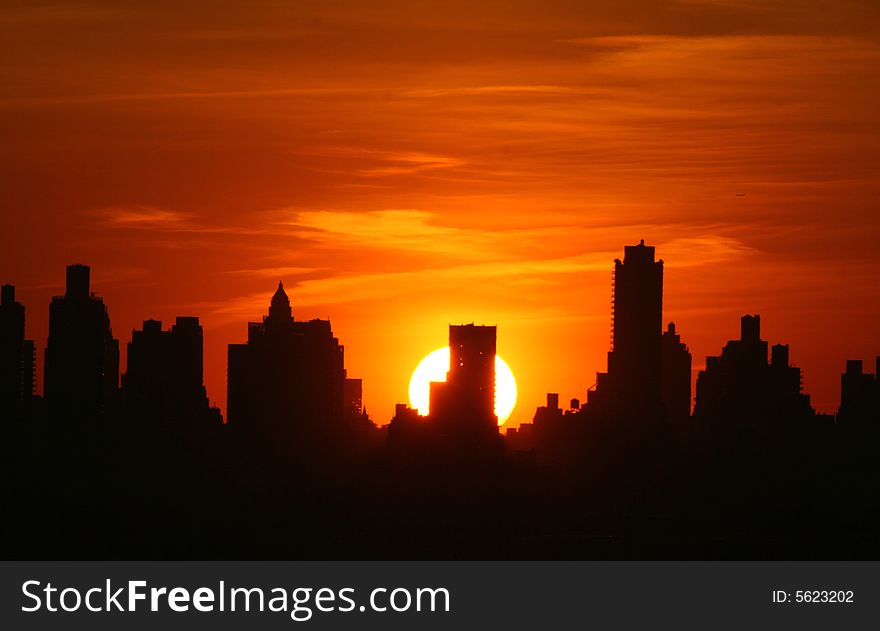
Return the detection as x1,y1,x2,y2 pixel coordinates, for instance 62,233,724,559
227,280,348,438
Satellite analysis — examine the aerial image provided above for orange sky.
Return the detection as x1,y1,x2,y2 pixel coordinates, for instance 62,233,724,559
2,1,880,425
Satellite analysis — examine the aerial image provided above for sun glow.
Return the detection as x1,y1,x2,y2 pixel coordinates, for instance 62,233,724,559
408,347,517,425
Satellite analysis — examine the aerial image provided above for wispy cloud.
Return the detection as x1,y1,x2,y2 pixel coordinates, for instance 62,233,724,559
0,87,375,109
356,154,465,177
89,206,303,239
91,206,194,230
288,209,462,252
402,85,585,98
222,266,325,278
304,147,467,177
661,235,756,267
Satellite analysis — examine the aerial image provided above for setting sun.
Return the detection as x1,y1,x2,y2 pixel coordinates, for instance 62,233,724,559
408,347,517,425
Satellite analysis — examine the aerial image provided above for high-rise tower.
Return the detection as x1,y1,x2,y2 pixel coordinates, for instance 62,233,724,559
838,358,880,425
429,324,499,440
226,282,346,445
588,240,664,417
44,265,119,422
693,314,813,437
123,316,216,424
0,284,35,418
609,240,663,399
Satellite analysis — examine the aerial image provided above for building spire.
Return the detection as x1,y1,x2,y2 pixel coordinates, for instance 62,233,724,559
273,280,286,299
268,281,292,323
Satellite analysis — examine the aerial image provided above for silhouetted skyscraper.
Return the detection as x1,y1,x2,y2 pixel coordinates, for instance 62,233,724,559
123,316,218,425
0,284,35,418
694,314,812,440
588,240,664,417
838,358,880,426
695,315,767,424
429,324,499,444
44,265,119,422
661,322,692,427
227,282,346,445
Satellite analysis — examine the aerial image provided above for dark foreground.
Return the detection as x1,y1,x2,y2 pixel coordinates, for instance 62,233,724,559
3,411,880,561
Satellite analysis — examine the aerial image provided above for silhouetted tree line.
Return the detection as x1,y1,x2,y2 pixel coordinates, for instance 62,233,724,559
2,248,880,559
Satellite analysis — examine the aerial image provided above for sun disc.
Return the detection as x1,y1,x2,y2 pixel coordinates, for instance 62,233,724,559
408,347,517,425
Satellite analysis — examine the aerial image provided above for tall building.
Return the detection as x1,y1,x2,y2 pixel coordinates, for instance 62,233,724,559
588,240,664,417
0,284,35,418
227,282,346,444
837,358,880,426
661,322,692,426
44,265,119,422
693,314,813,436
429,324,499,442
122,316,218,425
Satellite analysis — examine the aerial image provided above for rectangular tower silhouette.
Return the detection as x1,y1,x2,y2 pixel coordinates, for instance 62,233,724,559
838,358,880,425
429,324,498,441
0,284,35,417
693,314,813,436
44,265,119,422
609,240,663,400
123,316,215,424
588,240,664,418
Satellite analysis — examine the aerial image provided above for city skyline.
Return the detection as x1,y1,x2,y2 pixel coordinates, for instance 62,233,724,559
3,1,880,424
2,242,876,429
